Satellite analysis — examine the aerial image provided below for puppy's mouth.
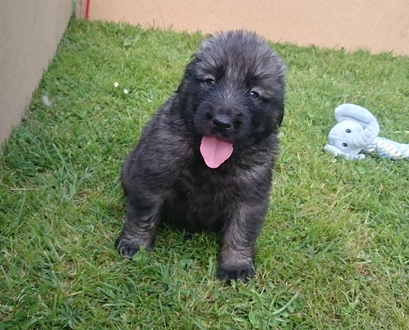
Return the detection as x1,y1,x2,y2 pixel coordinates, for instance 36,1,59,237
200,136,233,169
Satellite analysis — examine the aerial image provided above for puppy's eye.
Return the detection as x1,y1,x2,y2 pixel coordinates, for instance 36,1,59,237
345,129,351,133
250,91,259,98
204,79,215,87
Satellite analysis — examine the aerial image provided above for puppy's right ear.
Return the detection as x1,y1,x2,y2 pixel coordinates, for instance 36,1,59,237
200,33,215,46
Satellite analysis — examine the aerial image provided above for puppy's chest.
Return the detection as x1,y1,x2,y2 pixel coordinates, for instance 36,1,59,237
163,168,243,230
179,169,239,206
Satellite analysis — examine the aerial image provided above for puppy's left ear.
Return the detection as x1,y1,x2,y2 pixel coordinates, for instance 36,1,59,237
276,111,284,127
273,96,285,128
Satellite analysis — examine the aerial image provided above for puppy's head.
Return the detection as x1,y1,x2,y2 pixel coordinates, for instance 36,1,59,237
177,30,286,168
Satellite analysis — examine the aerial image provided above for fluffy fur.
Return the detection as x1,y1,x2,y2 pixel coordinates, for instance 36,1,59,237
115,30,285,282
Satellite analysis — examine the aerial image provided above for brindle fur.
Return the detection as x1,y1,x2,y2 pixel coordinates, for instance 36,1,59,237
115,30,285,282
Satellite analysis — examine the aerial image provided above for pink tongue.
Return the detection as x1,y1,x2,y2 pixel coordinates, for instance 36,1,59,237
200,136,233,169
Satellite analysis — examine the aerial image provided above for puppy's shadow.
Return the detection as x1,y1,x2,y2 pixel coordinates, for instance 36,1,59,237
155,223,219,256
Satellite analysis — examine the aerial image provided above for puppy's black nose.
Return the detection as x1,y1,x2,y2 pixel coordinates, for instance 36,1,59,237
212,115,232,132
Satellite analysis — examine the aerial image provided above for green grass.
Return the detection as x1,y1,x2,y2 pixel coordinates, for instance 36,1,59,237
1,18,409,329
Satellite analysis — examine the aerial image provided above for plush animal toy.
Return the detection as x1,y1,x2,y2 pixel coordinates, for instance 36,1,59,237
324,104,409,160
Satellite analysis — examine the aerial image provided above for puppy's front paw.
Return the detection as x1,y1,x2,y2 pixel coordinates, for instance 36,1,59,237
115,235,150,258
217,264,255,282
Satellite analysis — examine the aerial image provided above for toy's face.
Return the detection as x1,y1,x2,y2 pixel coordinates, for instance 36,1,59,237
328,121,364,155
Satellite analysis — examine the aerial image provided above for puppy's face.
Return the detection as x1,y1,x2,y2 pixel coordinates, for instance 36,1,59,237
178,31,285,168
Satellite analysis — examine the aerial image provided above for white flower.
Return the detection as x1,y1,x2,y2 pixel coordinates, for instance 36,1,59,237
114,82,119,87
123,89,129,94
42,95,52,107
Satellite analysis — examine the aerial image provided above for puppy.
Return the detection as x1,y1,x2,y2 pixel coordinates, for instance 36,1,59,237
115,30,285,282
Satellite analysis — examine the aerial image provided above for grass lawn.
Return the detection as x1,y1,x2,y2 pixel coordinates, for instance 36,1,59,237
1,17,409,329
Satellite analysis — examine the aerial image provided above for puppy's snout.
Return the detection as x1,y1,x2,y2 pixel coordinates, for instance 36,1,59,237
212,115,232,133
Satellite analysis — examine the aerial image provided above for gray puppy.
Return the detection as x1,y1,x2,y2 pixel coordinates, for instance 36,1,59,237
116,30,285,282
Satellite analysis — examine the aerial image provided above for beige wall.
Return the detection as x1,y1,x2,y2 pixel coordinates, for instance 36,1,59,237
83,0,409,56
0,0,72,145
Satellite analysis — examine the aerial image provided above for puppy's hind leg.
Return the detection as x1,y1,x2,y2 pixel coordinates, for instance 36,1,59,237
115,193,162,258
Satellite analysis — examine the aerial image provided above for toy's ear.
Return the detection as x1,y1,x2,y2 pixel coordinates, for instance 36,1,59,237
334,104,377,128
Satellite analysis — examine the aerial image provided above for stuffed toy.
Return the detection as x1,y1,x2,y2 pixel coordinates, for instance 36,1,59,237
324,104,409,160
